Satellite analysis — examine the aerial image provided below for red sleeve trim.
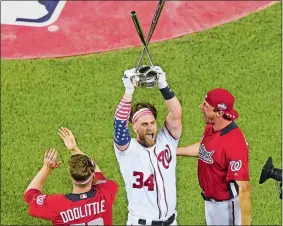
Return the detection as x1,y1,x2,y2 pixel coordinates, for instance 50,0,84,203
164,122,178,140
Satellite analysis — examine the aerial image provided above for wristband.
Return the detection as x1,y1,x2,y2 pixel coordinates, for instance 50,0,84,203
159,86,175,100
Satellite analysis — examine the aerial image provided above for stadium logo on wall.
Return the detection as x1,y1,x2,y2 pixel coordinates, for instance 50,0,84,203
1,0,66,27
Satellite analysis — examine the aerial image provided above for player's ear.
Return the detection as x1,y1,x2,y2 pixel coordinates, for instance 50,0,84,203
92,174,97,184
132,123,137,133
217,111,224,118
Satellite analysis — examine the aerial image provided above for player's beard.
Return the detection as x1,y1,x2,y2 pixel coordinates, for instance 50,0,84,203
139,131,157,147
203,113,215,124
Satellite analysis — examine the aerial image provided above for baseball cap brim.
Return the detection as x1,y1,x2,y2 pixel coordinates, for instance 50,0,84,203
224,108,239,120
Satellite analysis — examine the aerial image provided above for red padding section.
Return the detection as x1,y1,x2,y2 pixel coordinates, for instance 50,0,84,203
1,1,278,59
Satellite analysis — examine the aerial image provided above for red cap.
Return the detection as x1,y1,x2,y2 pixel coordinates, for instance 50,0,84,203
205,88,239,120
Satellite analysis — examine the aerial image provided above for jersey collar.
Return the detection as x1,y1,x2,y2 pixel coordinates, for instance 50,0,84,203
219,121,238,136
65,188,96,202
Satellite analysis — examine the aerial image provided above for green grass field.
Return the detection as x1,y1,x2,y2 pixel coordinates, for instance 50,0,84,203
1,2,282,225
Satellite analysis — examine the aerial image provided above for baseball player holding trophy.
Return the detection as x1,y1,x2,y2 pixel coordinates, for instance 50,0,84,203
113,1,183,225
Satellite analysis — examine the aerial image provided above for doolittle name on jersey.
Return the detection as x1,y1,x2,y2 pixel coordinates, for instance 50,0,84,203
60,200,105,223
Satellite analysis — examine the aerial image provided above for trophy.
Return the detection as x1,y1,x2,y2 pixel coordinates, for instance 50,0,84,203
129,0,166,88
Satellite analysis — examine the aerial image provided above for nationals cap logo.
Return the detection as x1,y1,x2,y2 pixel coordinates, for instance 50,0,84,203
217,103,227,110
230,160,242,172
1,0,66,27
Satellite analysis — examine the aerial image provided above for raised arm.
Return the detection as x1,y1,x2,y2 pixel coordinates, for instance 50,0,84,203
57,127,101,172
25,148,61,193
155,66,182,139
113,68,136,151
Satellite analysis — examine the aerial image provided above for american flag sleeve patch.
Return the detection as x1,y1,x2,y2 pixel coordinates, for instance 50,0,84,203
114,98,131,145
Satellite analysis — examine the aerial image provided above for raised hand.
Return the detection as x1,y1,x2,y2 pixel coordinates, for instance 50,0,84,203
57,127,77,150
152,65,168,89
123,67,137,95
43,148,61,170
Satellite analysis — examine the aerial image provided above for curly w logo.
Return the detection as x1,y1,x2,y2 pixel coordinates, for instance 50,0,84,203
157,144,172,169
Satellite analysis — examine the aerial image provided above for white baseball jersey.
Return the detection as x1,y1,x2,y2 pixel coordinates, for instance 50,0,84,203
114,126,179,220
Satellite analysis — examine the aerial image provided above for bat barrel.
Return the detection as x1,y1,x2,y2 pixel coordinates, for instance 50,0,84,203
146,0,165,44
131,11,154,67
131,11,146,46
136,0,166,70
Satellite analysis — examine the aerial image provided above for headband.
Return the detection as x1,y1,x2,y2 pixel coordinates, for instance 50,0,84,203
132,108,154,123
72,172,95,185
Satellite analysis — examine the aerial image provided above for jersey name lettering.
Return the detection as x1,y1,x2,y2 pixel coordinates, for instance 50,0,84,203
60,200,105,223
198,144,214,164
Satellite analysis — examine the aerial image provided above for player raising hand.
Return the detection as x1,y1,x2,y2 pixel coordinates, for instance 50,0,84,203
24,127,118,225
113,66,182,225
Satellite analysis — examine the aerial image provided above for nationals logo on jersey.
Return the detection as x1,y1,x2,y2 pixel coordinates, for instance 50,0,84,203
229,160,242,172
1,0,66,27
36,195,46,205
157,144,172,169
198,144,214,164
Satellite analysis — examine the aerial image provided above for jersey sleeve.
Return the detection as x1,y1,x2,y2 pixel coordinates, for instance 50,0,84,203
226,133,250,181
113,138,135,164
163,125,180,147
94,176,118,202
95,172,106,181
24,189,58,220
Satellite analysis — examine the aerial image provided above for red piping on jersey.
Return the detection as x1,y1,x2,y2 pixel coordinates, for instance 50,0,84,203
154,148,169,218
164,123,178,140
147,148,162,219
